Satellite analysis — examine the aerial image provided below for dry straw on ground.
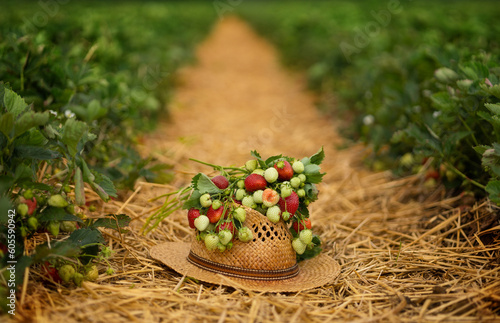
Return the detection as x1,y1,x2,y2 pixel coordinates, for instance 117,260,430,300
9,17,500,322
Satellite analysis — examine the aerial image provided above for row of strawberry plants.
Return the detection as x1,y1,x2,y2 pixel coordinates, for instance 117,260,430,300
0,1,216,312
239,0,500,201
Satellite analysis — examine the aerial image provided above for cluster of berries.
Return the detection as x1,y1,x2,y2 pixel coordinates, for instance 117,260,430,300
184,149,325,256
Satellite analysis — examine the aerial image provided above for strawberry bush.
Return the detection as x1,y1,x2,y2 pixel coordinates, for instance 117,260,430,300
1,0,217,313
239,0,500,201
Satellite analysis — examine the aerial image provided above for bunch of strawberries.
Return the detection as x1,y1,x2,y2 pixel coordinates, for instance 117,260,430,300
184,149,325,257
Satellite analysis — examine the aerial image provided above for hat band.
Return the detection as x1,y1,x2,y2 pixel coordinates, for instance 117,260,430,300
187,251,299,281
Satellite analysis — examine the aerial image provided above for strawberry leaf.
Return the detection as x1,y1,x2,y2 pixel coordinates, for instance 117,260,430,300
250,150,267,168
309,146,325,165
38,207,83,223
183,190,202,209
265,154,283,166
193,173,221,194
91,214,131,231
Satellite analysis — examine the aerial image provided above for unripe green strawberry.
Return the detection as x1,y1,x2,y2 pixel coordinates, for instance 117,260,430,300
73,272,84,287
238,227,253,242
252,169,265,176
282,211,291,221
85,265,99,282
19,227,27,237
264,167,279,183
298,174,306,183
266,206,281,223
290,177,301,188
194,215,210,231
235,188,246,200
60,221,77,233
48,194,69,208
200,193,212,208
245,159,258,172
27,217,39,231
48,221,60,237
217,242,226,252
211,199,222,210
281,185,292,198
237,180,245,189
299,229,313,244
59,264,76,283
204,234,219,250
292,238,306,255
297,189,306,198
292,161,305,173
218,230,233,245
226,241,233,250
233,207,246,222
253,190,264,204
242,196,256,208
106,268,115,275
17,203,29,217
23,189,34,200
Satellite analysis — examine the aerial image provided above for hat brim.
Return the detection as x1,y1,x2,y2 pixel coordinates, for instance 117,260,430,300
150,242,341,293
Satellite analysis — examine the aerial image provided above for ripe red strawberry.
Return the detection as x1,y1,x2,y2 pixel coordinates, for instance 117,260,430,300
244,174,267,192
292,218,312,232
207,205,228,223
217,221,236,235
41,261,62,283
187,208,201,229
274,160,293,181
212,175,229,189
278,191,299,215
26,197,37,215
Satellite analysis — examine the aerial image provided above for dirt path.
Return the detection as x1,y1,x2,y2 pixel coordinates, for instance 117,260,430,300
19,17,499,323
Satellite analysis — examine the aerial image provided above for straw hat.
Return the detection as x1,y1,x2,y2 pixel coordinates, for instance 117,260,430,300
150,206,340,292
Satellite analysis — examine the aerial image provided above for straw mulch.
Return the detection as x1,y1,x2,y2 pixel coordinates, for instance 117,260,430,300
10,17,500,322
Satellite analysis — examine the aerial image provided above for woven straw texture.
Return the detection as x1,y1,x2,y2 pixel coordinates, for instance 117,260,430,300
190,206,296,271
150,242,340,292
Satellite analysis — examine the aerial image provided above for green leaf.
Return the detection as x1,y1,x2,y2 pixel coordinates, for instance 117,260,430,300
14,111,49,138
93,172,117,198
0,196,14,225
485,103,500,116
473,145,490,156
13,146,62,160
0,112,14,138
31,240,80,263
250,150,266,168
62,118,88,157
91,214,131,231
87,99,107,121
74,166,85,206
264,154,283,167
193,173,221,194
38,207,83,223
477,110,500,128
488,84,500,99
309,146,325,165
15,128,48,146
486,180,500,204
14,164,32,182
430,92,454,111
304,164,325,184
4,87,28,117
66,228,105,247
183,189,202,210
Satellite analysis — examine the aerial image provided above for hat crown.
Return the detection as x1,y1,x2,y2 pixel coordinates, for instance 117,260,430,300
189,207,298,280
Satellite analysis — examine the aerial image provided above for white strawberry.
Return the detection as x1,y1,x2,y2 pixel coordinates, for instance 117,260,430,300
194,215,209,231
218,230,233,245
264,167,279,183
199,193,212,208
238,227,253,242
204,234,219,250
292,161,304,173
292,238,306,255
266,205,281,223
299,229,313,245
233,207,246,222
253,190,264,204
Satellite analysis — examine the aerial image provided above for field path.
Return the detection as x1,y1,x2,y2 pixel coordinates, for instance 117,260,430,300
143,17,350,178
20,16,498,323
